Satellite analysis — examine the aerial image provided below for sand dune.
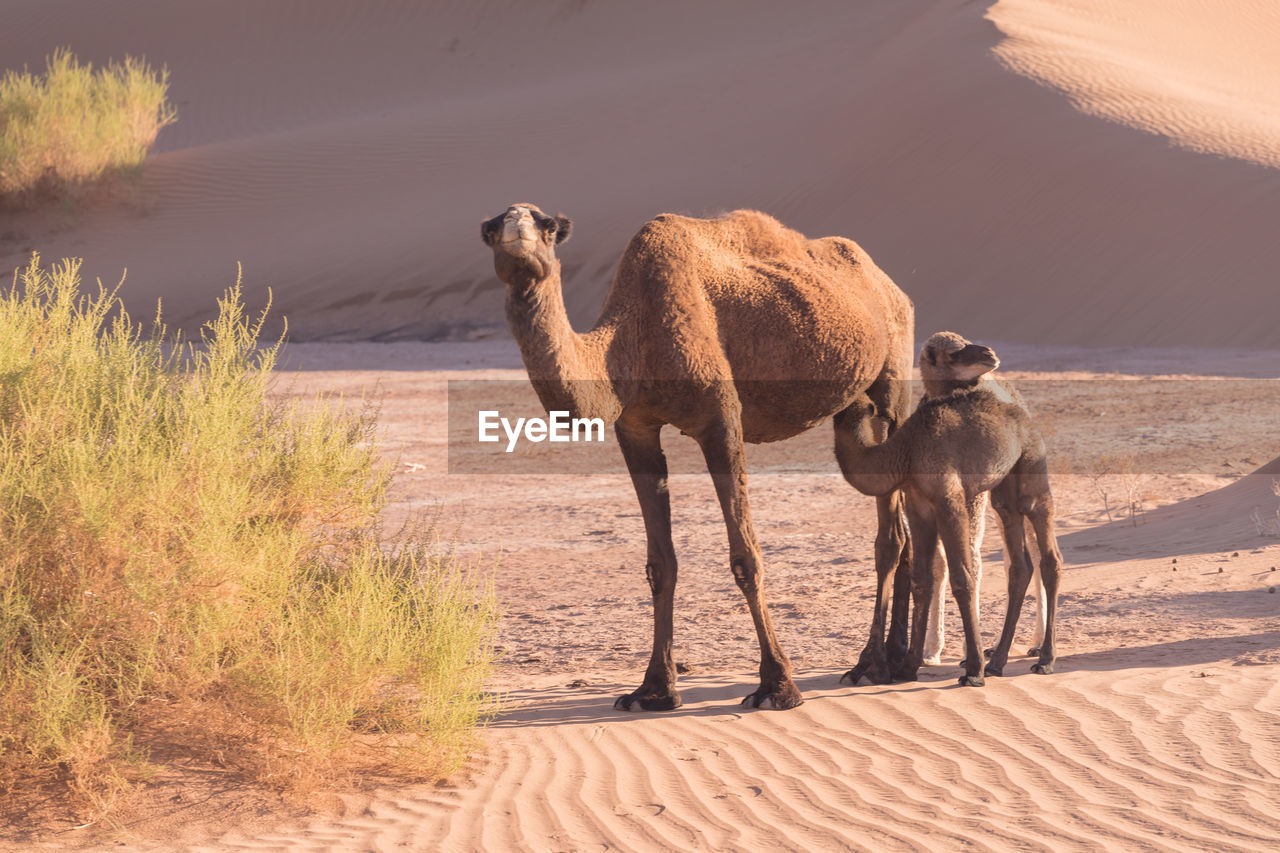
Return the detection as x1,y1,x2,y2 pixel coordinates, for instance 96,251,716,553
3,0,1279,346
1063,456,1280,559
990,0,1280,168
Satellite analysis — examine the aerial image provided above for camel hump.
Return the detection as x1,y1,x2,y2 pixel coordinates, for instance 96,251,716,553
816,236,868,266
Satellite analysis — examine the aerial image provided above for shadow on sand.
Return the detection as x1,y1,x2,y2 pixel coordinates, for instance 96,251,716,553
494,624,1280,729
491,669,948,729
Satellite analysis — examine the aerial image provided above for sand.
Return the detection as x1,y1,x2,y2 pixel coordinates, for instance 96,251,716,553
10,342,1275,852
3,0,1280,850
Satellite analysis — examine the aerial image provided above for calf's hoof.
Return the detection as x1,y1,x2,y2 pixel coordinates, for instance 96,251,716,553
921,655,943,667
1027,646,1041,657
840,657,891,686
958,674,985,687
614,689,682,712
959,651,997,668
742,682,804,710
1030,662,1055,675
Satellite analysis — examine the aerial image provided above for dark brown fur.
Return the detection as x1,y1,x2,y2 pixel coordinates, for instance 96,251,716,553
833,337,1063,686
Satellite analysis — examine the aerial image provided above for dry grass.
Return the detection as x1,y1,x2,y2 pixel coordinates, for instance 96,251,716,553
0,257,497,823
0,49,175,198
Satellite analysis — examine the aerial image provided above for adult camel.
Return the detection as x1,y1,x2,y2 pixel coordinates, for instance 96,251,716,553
481,203,915,710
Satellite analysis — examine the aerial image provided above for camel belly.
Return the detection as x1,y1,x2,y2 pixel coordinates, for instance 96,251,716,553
737,378,864,443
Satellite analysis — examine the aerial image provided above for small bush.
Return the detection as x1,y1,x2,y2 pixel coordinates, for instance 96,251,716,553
0,49,176,197
0,257,497,818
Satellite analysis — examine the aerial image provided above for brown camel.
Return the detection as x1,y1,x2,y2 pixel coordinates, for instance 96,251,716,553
480,203,916,710
916,332,1049,665
832,333,1063,686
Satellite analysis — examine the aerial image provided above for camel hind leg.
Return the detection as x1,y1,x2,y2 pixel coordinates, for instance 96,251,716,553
1027,528,1047,656
903,500,940,677
921,546,947,665
1025,493,1063,674
983,489,1035,677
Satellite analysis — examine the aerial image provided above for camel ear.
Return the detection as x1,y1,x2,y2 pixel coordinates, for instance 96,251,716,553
480,215,503,247
553,215,573,245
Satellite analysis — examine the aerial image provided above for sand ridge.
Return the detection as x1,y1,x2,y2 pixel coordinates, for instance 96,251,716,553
990,0,1280,168
185,668,1279,852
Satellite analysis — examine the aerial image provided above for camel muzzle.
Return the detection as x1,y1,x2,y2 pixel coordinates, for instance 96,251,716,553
501,210,539,247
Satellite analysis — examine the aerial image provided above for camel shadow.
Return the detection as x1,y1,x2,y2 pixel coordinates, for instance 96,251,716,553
494,603,1280,730
492,667,967,729
1050,629,1280,673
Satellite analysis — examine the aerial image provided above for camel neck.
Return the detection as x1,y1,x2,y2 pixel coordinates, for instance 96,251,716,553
504,261,622,425
836,415,908,497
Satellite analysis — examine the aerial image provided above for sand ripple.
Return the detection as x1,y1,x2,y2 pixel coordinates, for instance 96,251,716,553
180,666,1280,852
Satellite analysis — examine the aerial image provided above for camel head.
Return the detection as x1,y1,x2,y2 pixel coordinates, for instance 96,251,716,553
481,203,573,284
919,331,999,397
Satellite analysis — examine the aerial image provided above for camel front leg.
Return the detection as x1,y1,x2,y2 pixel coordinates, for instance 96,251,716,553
614,420,682,711
904,500,939,678
699,419,802,710
938,498,984,686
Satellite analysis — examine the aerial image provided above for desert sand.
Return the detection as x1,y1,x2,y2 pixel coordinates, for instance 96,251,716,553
17,342,1271,852
4,0,1280,850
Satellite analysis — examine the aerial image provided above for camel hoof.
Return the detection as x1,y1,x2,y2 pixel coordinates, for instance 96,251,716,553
840,661,891,686
839,666,890,686
983,663,1005,678
890,663,919,683
614,690,682,712
1026,646,1041,657
921,655,943,667
741,683,803,710
1030,662,1054,675
958,674,985,687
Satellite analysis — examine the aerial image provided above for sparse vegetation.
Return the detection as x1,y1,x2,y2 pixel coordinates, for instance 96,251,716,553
0,257,497,820
1086,454,1148,526
0,49,176,198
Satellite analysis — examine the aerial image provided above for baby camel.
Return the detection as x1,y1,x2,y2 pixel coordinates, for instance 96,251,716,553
918,332,1049,667
834,333,1063,686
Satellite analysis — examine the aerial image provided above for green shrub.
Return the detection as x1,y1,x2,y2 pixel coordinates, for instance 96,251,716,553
0,49,176,197
0,257,497,816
